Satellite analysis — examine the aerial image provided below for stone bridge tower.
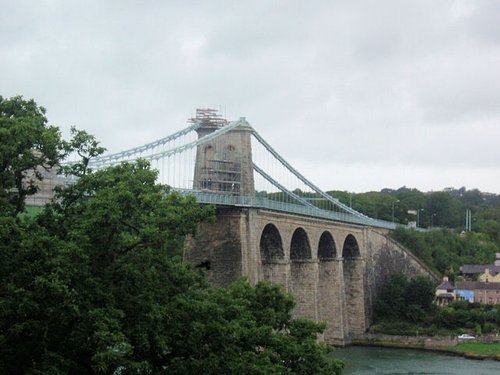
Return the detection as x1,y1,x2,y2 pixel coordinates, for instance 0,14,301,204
192,109,255,197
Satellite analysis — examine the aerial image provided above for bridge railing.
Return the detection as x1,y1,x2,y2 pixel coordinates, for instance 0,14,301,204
175,189,399,230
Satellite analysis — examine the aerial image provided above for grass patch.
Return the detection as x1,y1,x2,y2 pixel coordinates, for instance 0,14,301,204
451,342,500,356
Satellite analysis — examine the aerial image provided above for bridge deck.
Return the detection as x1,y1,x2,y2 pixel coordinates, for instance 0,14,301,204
176,190,398,230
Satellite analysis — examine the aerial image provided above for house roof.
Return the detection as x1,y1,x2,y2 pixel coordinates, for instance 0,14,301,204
437,293,455,299
436,280,455,290
455,281,500,291
461,264,500,275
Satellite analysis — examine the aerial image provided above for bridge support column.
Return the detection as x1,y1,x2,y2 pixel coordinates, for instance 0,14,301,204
290,260,318,321
318,259,346,345
261,260,290,289
184,207,243,288
343,256,366,338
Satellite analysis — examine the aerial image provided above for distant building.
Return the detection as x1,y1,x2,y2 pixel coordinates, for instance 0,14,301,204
435,276,455,306
460,253,500,280
478,268,500,283
437,255,500,305
455,282,474,302
455,281,500,304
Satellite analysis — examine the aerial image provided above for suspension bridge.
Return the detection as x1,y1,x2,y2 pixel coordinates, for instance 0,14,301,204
86,109,395,230
73,109,436,345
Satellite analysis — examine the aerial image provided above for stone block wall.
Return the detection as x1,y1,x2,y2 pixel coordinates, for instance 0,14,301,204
318,260,345,344
289,260,319,321
261,261,290,288
343,257,366,338
184,207,243,288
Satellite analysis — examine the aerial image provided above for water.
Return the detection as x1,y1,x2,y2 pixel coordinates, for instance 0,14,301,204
333,346,500,375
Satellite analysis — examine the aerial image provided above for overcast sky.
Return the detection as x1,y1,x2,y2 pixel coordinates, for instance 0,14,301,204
2,0,500,193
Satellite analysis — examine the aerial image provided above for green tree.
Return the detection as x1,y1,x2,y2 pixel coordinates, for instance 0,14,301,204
0,95,65,214
373,273,436,323
373,273,409,321
390,227,500,274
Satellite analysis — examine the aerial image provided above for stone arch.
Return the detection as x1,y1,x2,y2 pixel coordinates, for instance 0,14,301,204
342,234,360,258
260,223,284,261
290,227,311,260
318,231,337,260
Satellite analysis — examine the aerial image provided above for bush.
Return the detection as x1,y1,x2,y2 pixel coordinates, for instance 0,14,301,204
483,322,496,334
373,273,436,323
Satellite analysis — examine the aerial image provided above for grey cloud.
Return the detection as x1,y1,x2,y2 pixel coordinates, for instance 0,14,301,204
1,0,500,192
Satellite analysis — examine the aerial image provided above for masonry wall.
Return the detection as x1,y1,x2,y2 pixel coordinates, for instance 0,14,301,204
184,207,243,287
343,257,366,339
318,260,345,344
290,260,318,321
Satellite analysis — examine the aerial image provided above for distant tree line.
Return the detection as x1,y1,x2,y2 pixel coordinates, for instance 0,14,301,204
263,185,500,236
328,186,500,234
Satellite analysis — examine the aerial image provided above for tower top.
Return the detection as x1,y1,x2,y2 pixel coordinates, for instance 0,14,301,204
189,108,227,129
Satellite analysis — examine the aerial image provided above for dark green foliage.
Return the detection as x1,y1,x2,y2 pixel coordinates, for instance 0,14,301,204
0,96,65,214
373,273,436,323
373,273,409,320
433,301,500,334
0,161,214,374
328,186,500,233
391,227,500,276
407,276,436,311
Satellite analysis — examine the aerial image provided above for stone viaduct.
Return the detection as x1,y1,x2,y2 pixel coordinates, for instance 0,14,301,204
184,115,438,345
185,206,435,345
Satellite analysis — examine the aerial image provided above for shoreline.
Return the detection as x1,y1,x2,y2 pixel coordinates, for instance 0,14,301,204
349,333,500,361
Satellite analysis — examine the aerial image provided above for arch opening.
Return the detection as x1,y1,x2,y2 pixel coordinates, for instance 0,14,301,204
260,223,284,261
318,231,337,260
342,234,360,258
290,227,311,260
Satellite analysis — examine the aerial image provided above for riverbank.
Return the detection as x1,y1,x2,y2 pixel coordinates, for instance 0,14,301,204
352,333,500,361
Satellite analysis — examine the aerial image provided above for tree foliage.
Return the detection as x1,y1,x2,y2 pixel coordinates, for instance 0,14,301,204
391,227,500,276
328,186,500,234
0,95,66,214
373,273,436,323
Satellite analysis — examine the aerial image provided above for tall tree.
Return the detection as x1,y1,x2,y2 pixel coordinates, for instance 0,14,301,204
0,96,65,214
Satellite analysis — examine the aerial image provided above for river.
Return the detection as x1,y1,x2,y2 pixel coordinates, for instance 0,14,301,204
333,346,500,375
